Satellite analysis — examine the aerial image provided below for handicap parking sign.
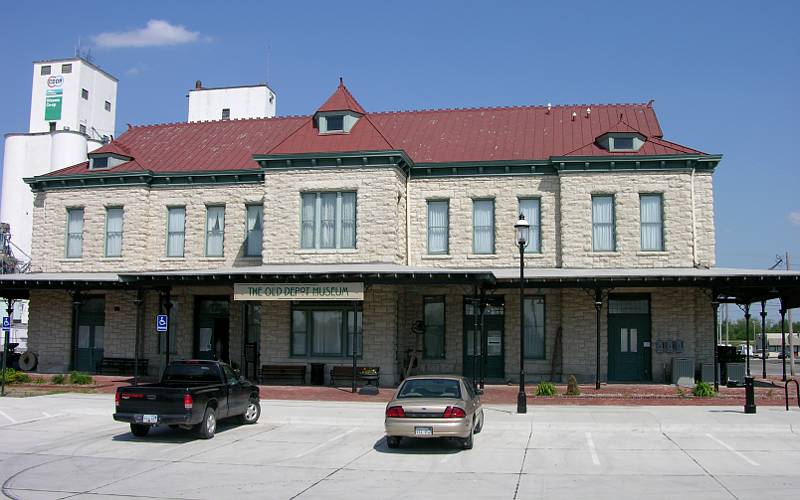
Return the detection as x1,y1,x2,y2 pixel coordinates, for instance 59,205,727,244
156,314,169,332
1,317,9,330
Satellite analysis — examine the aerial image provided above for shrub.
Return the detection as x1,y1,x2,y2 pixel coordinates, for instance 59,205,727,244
51,374,66,384
68,372,93,385
693,381,715,398
33,376,47,385
565,375,581,396
1,368,18,384
15,372,31,384
535,380,557,397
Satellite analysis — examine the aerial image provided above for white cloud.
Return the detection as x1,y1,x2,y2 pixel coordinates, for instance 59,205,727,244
789,211,800,225
92,20,206,48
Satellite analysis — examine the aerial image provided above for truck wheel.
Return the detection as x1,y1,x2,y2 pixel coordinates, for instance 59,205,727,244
238,397,261,425
130,424,149,437
196,406,216,439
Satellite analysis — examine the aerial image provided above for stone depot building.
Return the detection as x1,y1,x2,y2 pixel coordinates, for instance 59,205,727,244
3,82,799,386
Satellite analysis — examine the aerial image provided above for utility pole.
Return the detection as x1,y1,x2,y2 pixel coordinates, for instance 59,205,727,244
788,252,796,376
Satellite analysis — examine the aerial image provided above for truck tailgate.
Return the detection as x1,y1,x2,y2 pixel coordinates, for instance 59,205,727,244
117,386,190,415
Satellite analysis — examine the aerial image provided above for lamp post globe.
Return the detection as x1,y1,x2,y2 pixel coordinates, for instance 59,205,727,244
515,214,529,414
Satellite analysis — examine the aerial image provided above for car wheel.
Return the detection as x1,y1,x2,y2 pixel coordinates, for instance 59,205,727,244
239,397,261,425
196,406,217,439
386,436,400,449
474,411,484,434
461,427,474,450
130,424,150,437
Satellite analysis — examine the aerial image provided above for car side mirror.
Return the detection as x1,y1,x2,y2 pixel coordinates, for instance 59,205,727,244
476,389,484,396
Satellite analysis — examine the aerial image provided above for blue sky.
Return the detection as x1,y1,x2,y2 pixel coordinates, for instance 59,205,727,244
0,1,798,317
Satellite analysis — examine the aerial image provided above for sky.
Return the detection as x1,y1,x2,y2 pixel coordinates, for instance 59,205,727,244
0,0,797,320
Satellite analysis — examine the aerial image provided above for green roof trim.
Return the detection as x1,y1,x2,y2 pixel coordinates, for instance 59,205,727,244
25,169,265,192
253,150,413,175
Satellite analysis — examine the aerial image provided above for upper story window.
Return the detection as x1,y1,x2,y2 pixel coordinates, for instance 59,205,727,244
592,195,616,252
325,115,344,131
301,192,356,250
318,112,359,134
640,194,664,251
166,207,186,257
221,108,230,120
427,200,449,255
65,208,84,258
104,101,112,112
472,199,495,254
611,137,634,150
61,63,72,73
40,65,51,76
104,207,123,257
518,198,541,253
205,205,225,257
245,204,263,257
81,88,89,100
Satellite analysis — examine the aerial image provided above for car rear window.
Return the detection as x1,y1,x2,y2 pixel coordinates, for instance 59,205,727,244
163,363,221,383
397,379,461,399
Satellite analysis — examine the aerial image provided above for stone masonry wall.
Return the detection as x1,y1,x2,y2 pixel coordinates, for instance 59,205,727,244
263,168,407,265
407,175,560,268
559,170,713,268
27,290,73,373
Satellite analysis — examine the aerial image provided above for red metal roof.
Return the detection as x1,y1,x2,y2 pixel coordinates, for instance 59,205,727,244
45,83,707,178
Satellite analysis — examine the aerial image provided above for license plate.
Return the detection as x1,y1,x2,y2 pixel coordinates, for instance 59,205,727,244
142,414,158,424
415,426,433,436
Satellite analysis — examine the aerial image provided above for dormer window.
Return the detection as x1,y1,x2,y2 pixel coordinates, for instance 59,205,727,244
596,132,645,152
326,115,344,132
88,153,131,170
90,157,109,170
611,137,634,150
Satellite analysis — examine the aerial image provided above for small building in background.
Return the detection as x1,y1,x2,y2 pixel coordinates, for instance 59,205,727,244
187,81,276,122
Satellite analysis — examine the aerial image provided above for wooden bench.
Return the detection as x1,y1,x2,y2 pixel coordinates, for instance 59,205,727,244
330,366,380,387
260,364,307,385
101,357,149,376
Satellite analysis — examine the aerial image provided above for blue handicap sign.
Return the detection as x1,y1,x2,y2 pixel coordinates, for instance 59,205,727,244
1,317,9,330
156,314,169,332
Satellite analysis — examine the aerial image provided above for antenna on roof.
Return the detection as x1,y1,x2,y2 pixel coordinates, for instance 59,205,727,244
546,103,552,114
586,107,591,117
266,45,271,85
571,111,576,121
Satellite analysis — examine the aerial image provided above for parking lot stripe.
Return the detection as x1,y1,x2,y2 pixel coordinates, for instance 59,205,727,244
0,409,17,424
585,432,600,465
705,433,759,466
293,428,358,459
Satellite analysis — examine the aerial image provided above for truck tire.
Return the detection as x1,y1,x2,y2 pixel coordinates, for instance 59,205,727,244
196,406,216,439
238,397,261,425
130,424,150,437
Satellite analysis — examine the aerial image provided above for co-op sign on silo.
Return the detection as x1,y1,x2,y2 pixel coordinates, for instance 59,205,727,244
44,75,64,120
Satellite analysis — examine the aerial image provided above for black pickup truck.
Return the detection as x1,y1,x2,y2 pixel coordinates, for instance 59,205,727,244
114,360,260,439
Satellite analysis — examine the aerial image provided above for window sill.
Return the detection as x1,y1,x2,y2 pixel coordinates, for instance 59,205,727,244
523,253,545,259
467,254,499,259
159,256,186,262
295,249,358,255
101,256,124,260
421,254,452,260
200,257,226,261
590,251,620,256
637,251,668,256
59,258,83,263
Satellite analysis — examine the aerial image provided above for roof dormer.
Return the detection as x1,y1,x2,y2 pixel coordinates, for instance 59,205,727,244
87,141,133,170
595,118,647,152
314,78,365,134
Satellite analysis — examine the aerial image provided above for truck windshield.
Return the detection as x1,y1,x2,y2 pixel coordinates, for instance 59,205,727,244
163,363,222,383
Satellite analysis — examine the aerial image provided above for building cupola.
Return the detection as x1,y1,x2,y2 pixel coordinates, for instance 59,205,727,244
314,78,365,134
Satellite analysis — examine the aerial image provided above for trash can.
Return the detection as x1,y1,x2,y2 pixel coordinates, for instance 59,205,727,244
310,363,325,385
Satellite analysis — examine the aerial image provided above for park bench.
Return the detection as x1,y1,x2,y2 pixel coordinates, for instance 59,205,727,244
260,364,307,385
101,357,149,376
330,366,380,387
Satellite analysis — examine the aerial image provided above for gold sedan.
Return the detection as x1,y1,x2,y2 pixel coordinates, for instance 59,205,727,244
384,375,484,449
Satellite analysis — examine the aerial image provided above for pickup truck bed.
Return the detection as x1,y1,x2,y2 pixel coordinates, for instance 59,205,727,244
114,360,260,439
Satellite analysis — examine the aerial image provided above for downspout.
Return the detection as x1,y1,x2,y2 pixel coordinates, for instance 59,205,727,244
405,172,411,265
690,166,698,267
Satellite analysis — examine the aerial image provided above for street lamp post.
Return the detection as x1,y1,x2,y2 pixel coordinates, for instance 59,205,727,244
514,214,529,414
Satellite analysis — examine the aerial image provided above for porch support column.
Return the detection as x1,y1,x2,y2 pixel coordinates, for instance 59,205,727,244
479,289,486,390
780,301,787,382
711,296,720,393
351,300,358,394
133,289,144,386
158,287,172,367
472,284,479,389
760,300,767,379
71,290,82,372
744,303,751,376
594,288,603,390
1,298,13,397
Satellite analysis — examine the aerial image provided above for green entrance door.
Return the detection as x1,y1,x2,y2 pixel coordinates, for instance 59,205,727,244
75,297,105,373
608,296,652,382
464,297,505,379
194,298,230,362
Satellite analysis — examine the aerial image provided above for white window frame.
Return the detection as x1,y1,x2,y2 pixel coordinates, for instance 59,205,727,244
518,197,542,253
245,204,263,257
104,207,124,257
65,208,84,258
592,195,616,252
426,200,449,255
300,192,357,250
166,206,186,257
205,205,225,257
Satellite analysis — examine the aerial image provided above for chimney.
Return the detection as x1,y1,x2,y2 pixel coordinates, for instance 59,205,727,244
195,80,203,89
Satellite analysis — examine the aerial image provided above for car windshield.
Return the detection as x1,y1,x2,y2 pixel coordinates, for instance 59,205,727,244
397,379,461,399
163,363,221,383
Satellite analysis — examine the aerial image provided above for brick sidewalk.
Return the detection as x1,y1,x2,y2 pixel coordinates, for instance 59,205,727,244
9,374,800,406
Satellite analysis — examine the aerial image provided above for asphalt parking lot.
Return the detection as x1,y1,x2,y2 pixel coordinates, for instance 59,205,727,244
1,394,799,499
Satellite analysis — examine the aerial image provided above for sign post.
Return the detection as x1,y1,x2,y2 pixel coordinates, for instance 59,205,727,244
156,314,169,369
1,314,11,397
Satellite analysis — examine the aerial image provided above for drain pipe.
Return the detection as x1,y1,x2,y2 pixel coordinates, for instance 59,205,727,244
405,174,411,264
690,166,698,267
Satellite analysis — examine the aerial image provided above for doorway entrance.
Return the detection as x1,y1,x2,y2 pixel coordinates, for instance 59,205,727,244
607,295,652,382
75,297,105,373
463,297,505,380
194,298,230,362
